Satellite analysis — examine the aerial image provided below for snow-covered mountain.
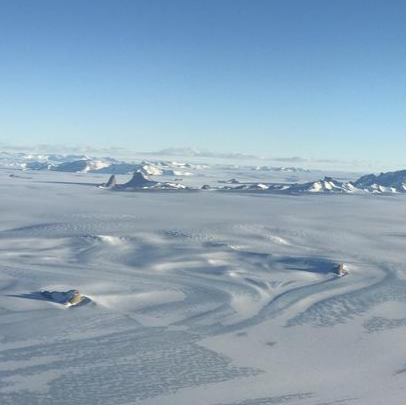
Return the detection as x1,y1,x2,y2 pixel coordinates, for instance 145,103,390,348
220,177,356,193
234,183,270,190
285,177,359,193
138,164,193,177
8,153,200,176
0,152,91,169
24,161,55,170
49,159,110,172
281,170,406,194
219,171,406,194
95,163,139,174
353,170,406,193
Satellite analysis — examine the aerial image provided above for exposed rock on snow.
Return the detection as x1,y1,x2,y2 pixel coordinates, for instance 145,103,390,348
102,171,188,190
41,289,85,306
333,263,347,276
122,172,158,188
99,175,116,189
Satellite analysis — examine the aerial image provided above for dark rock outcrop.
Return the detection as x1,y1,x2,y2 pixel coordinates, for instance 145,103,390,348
41,289,84,306
100,175,116,188
333,263,347,276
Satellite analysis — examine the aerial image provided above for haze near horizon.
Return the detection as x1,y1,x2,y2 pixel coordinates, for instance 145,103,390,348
1,0,406,167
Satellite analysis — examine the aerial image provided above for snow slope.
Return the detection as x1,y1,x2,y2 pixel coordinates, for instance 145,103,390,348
1,170,406,404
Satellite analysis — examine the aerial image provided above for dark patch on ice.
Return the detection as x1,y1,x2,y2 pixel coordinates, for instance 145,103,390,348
9,174,32,179
275,257,338,275
214,392,313,404
312,399,359,405
363,316,406,333
244,278,269,289
266,341,277,347
2,219,139,237
286,274,406,328
385,232,406,238
395,366,406,375
0,329,260,404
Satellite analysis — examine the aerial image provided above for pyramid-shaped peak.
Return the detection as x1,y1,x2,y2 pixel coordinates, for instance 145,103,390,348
122,171,157,188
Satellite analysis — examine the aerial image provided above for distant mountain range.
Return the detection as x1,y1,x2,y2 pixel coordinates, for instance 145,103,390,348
100,171,406,194
0,152,201,176
3,151,406,194
212,171,406,194
281,177,359,193
247,171,406,194
0,152,306,177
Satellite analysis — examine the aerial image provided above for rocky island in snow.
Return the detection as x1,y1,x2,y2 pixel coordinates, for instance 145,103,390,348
100,171,189,190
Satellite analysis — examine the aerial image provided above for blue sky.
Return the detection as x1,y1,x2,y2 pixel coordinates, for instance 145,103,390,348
1,0,406,167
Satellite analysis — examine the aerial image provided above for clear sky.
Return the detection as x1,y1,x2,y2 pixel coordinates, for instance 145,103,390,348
1,0,406,167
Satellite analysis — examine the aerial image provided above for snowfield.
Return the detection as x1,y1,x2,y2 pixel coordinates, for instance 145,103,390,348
1,168,406,404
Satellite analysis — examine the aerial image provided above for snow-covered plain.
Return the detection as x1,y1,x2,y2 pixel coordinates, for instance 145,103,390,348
1,167,406,405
